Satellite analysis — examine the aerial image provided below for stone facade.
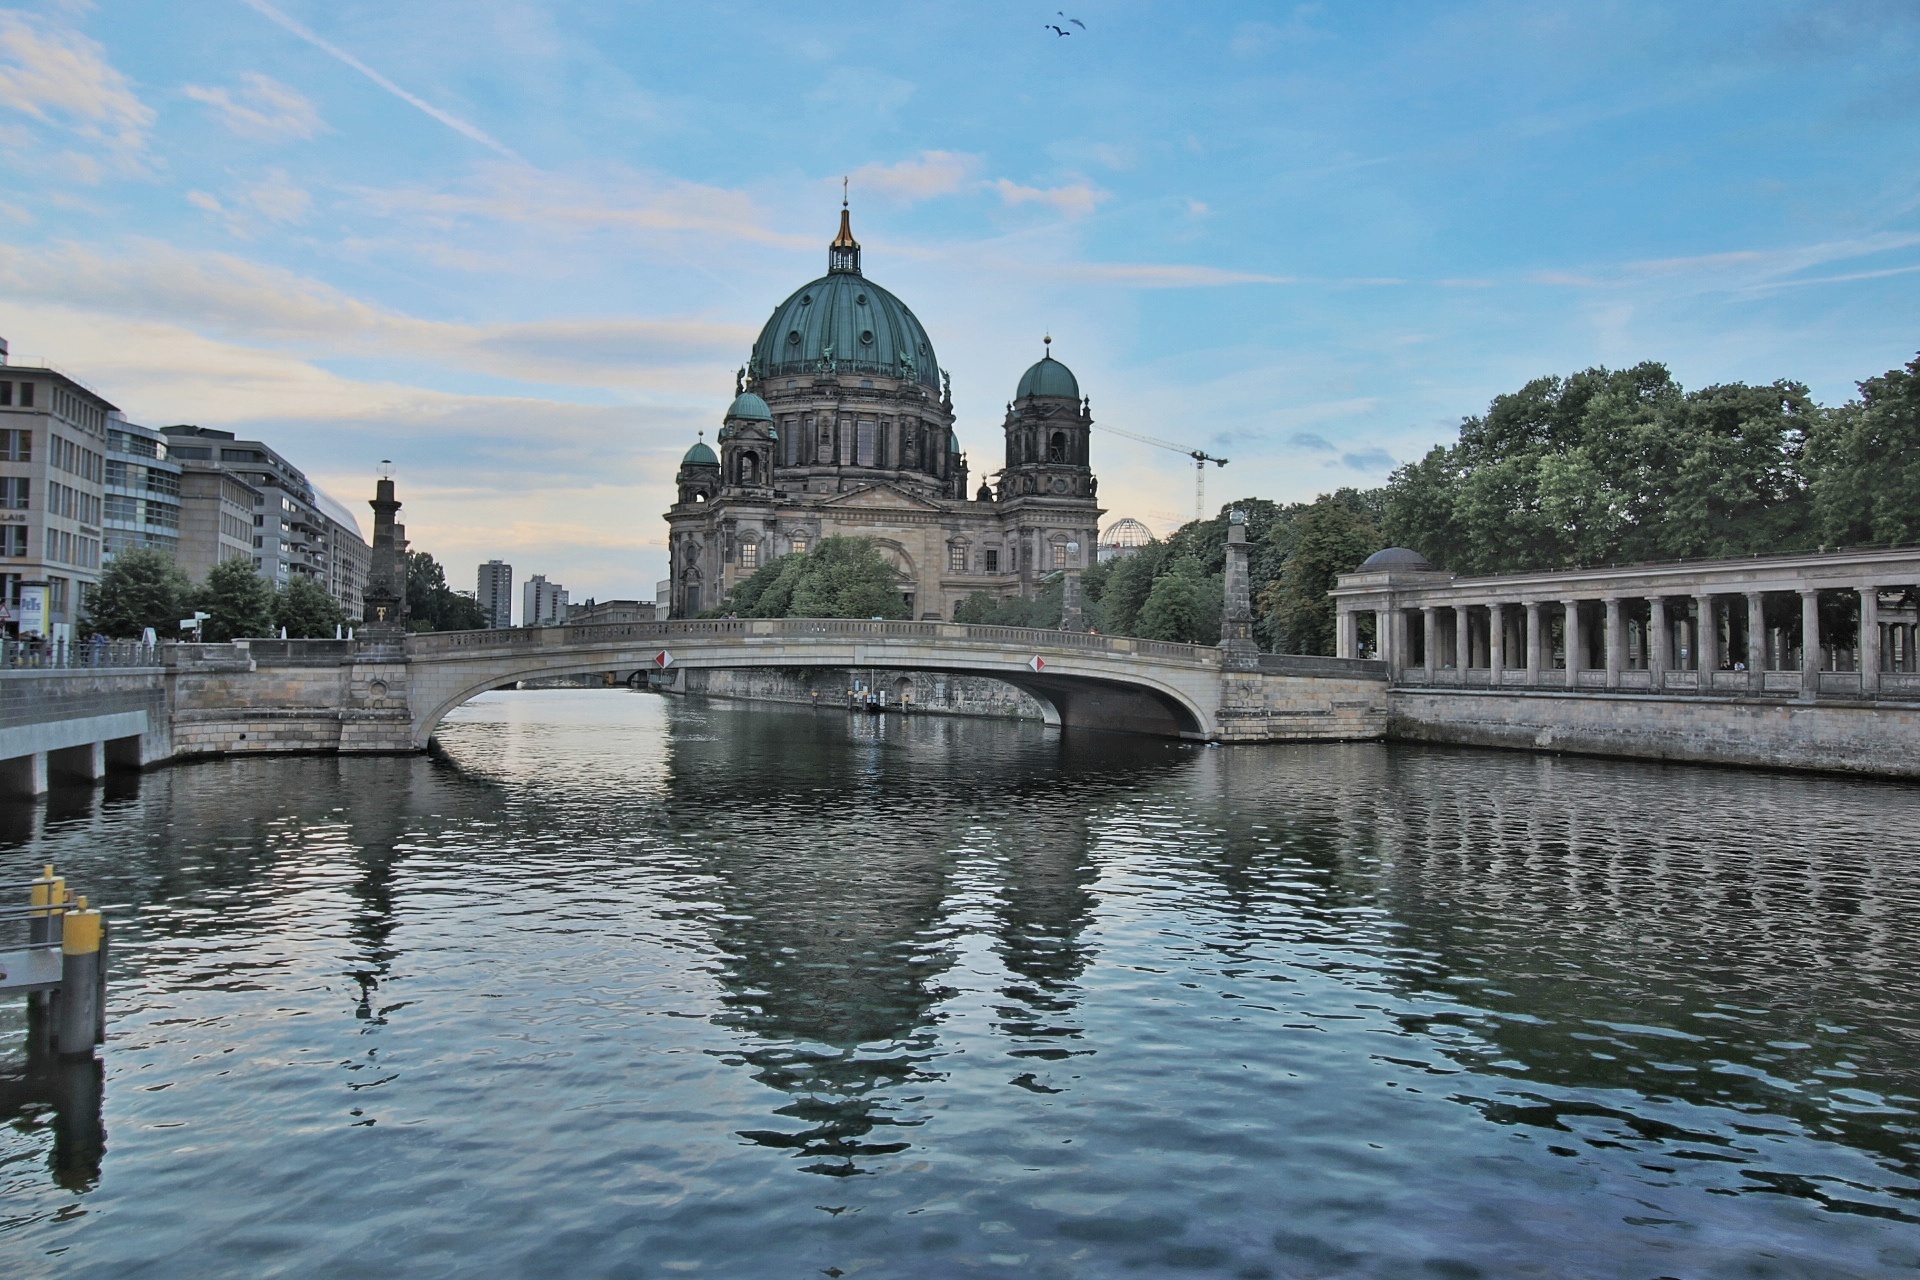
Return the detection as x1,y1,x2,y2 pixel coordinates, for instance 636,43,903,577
665,209,1101,622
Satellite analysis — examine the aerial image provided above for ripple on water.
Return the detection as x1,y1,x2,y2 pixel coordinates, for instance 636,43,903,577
0,690,1917,1277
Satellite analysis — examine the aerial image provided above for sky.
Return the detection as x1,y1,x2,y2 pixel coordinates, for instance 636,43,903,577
0,0,1916,603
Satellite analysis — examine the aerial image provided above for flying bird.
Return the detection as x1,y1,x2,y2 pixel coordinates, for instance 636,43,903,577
1046,23,1071,35
1058,11,1086,27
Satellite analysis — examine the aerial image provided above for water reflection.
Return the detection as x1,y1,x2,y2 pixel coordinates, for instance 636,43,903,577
0,694,1914,1276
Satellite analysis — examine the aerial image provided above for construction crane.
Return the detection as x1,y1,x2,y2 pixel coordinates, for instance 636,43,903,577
1093,423,1229,522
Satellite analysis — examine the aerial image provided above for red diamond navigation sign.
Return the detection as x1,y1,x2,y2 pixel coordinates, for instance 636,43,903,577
654,650,675,668
1028,655,1046,672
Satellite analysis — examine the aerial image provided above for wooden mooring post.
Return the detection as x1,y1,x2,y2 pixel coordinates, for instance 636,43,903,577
3,865,108,1059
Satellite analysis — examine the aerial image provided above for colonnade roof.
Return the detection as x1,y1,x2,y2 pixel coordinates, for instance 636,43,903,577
1333,545,1920,606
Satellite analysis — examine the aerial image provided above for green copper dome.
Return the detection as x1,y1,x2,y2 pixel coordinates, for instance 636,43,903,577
1016,355,1079,400
752,272,939,390
681,439,718,466
726,391,772,420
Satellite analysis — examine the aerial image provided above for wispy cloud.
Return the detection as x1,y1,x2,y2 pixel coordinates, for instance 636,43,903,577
0,11,151,170
1288,431,1337,452
990,178,1108,218
184,72,325,141
848,151,981,204
353,163,805,252
236,0,518,159
1341,447,1397,472
1039,261,1294,287
0,240,752,388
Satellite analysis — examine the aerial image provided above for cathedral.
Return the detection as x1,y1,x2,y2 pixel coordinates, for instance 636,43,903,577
665,204,1103,619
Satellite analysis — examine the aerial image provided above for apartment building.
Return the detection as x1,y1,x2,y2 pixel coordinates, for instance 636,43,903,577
0,339,110,639
523,574,568,626
103,415,184,563
479,559,513,628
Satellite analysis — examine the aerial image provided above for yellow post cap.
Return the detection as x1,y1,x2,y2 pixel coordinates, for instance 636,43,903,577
63,909,102,955
31,876,64,908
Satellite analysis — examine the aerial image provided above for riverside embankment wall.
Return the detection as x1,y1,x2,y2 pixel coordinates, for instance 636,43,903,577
677,667,1048,721
1390,689,1920,778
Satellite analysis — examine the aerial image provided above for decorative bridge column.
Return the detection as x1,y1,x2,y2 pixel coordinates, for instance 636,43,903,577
1562,599,1582,689
1219,510,1259,670
1861,585,1881,695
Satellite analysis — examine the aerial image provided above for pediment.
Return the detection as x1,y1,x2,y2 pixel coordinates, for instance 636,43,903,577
820,482,945,512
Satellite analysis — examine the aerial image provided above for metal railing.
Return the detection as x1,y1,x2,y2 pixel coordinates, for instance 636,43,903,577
0,639,160,670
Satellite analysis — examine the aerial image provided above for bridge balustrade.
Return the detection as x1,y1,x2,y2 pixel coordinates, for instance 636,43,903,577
401,619,1218,666
1,640,158,671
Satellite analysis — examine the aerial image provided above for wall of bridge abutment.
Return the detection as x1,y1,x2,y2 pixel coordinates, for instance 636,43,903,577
1331,546,1920,775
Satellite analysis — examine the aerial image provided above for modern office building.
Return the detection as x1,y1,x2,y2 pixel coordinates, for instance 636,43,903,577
162,425,369,616
479,560,513,628
0,338,111,639
523,574,568,626
175,466,260,582
312,488,369,619
103,415,184,563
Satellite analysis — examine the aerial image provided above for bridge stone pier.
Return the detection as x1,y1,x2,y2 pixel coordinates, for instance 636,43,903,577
150,620,1389,756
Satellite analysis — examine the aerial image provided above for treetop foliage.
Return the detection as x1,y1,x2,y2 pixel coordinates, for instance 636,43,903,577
407,551,489,632
717,536,909,619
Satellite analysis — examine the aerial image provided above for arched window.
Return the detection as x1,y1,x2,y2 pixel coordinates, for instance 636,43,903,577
1048,431,1067,462
947,541,968,573
739,451,761,486
739,540,759,570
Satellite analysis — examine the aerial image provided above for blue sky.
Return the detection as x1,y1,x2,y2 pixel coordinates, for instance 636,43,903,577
0,0,1915,600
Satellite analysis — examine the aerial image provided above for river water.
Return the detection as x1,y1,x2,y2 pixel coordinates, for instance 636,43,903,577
2,690,1917,1278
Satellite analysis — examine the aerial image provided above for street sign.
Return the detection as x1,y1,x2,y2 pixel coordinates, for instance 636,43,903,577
1028,655,1046,672
654,650,675,668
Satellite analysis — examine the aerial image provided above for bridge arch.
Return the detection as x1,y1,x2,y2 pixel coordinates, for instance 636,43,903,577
403,621,1221,748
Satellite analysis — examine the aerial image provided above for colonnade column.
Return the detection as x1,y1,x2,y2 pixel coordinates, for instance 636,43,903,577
1799,589,1820,689
1455,607,1471,678
1647,596,1668,690
1747,593,1767,692
1562,599,1581,688
1390,609,1410,678
1525,603,1543,684
1694,594,1717,677
1423,607,1438,680
1489,603,1506,685
1861,586,1881,695
1336,608,1358,660
1604,597,1624,690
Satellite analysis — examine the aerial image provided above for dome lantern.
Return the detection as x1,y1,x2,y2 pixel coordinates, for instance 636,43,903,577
828,180,861,276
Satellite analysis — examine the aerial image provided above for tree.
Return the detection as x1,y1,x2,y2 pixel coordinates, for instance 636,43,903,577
83,547,192,638
1381,363,1820,573
274,577,345,638
198,557,274,641
406,551,490,632
1264,496,1384,654
1808,352,1920,547
718,536,909,619
1135,556,1222,645
952,576,1064,628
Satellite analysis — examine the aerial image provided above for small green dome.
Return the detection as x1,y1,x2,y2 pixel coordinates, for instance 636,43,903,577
726,391,772,421
681,440,718,466
1017,355,1079,400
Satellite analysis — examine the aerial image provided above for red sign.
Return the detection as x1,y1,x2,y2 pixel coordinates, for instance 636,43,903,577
1028,655,1046,672
654,650,675,668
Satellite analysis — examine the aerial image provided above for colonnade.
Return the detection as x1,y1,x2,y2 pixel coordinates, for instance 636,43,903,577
1339,580,1920,698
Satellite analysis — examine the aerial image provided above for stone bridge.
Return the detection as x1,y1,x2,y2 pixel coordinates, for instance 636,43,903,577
160,619,1389,759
